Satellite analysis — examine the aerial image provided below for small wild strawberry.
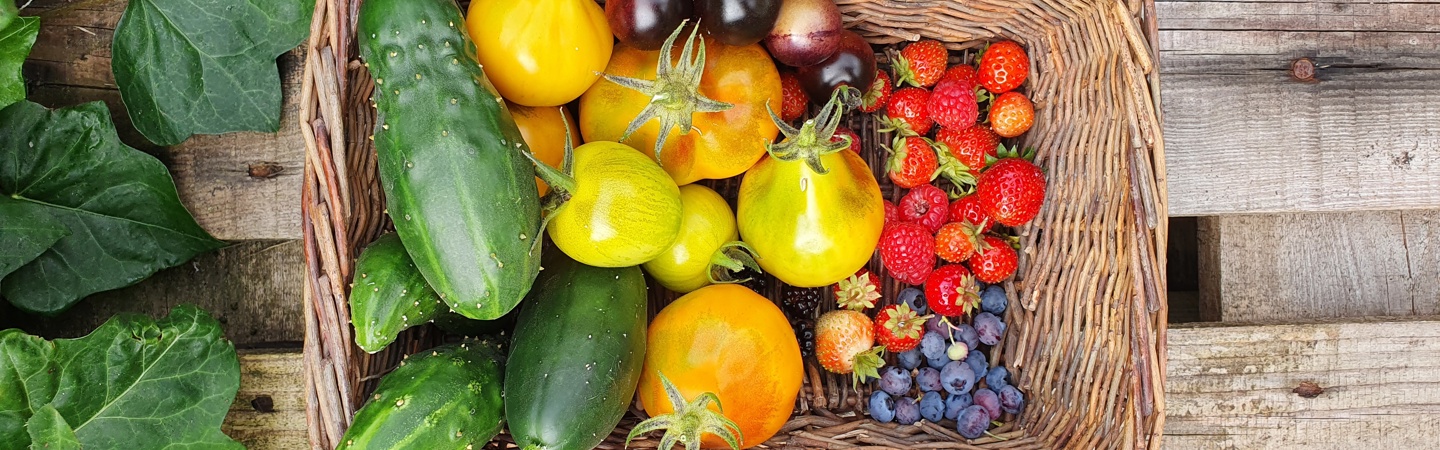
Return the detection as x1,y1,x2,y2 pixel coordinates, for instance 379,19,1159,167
893,39,948,88
878,221,936,285
941,64,979,85
834,269,882,311
989,91,1034,138
927,79,979,130
969,235,1018,283
874,303,933,353
831,126,862,153
886,136,938,189
976,146,1045,227
925,264,981,317
900,184,949,233
816,309,885,387
949,194,995,233
936,125,1000,174
780,71,808,122
934,221,986,262
858,71,893,113
978,41,1030,94
879,87,933,136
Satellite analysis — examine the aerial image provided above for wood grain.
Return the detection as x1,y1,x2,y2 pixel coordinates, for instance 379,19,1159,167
22,0,304,240
1164,319,1440,449
226,350,308,449
1197,211,1440,322
1158,0,1440,215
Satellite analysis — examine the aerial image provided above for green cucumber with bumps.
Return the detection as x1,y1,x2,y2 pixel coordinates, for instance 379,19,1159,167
350,233,442,353
337,341,505,450
358,0,540,320
505,253,648,450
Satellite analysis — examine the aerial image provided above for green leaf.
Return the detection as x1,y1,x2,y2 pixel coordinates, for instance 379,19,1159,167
111,0,314,146
0,197,68,280
0,306,243,450
0,101,224,315
0,15,39,109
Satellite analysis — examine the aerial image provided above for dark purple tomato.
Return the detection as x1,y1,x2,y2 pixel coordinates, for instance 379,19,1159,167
606,0,694,50
795,29,876,102
695,0,782,46
764,0,842,67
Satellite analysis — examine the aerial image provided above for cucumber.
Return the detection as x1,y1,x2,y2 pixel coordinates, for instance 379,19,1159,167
350,233,442,353
337,341,505,450
358,0,541,320
505,253,648,450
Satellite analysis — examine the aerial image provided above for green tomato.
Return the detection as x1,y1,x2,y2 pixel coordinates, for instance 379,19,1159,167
643,184,739,293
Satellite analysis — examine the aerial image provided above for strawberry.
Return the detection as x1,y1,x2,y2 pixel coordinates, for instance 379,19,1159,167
892,40,948,88
878,221,936,285
978,41,1030,94
925,264,981,317
879,87,933,136
816,309,885,387
931,140,979,188
934,221,986,262
989,91,1034,138
831,126,862,153
858,71,892,113
936,125,1000,174
900,184,949,233
941,64,979,85
885,136,938,189
874,303,932,352
948,194,995,233
977,147,1045,226
927,79,979,130
834,269,882,311
779,71,808,123
969,235,1018,283
884,200,900,226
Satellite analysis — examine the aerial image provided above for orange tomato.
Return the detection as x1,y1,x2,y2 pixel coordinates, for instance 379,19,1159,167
638,284,803,448
579,40,781,185
507,102,579,196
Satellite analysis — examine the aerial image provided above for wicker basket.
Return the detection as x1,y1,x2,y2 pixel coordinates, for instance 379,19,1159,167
301,0,1169,448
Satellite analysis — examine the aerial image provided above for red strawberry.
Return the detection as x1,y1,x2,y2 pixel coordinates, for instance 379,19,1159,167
949,194,995,233
874,303,932,352
884,200,900,226
816,309,885,386
934,221,986,263
879,87,933,136
858,71,892,113
941,64,978,85
900,184,949,233
936,125,1000,174
924,264,981,317
927,79,979,130
780,71,808,122
931,140,979,188
878,222,936,285
969,235,1018,283
885,136,938,189
989,91,1034,138
977,150,1046,226
978,41,1030,94
892,40,948,88
831,126,862,153
834,269,882,311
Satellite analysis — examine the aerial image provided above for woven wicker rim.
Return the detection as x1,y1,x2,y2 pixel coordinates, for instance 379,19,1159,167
300,0,1170,448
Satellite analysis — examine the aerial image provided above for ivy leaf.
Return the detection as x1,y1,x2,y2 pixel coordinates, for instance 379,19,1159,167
0,101,224,315
111,0,314,146
0,15,39,109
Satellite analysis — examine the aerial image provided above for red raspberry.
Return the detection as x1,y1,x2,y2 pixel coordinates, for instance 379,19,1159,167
900,184,949,233
878,222,936,285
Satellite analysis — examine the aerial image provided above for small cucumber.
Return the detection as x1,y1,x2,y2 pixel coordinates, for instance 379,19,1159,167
504,253,648,450
350,233,442,353
337,341,505,450
358,0,541,320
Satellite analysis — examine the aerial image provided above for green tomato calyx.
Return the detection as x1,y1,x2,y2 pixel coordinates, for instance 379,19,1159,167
765,85,859,175
626,372,744,450
706,241,762,285
604,21,734,162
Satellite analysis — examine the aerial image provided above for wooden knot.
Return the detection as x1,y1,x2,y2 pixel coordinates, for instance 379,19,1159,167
248,162,285,179
1290,58,1317,83
1292,381,1324,398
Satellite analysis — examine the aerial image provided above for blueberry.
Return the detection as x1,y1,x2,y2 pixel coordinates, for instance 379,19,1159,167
998,385,1025,414
925,314,949,336
980,285,1007,315
920,331,947,361
945,392,973,420
947,341,969,361
898,348,924,370
940,361,976,395
927,352,950,369
898,287,928,315
974,312,1006,346
895,396,921,425
973,388,1001,420
919,391,945,422
966,350,988,379
986,366,1010,389
955,405,990,439
868,391,897,423
879,366,912,396
915,367,942,392
953,323,980,350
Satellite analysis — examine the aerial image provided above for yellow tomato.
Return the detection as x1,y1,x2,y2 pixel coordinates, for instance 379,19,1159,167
642,185,739,293
507,102,579,196
546,141,682,268
466,0,611,106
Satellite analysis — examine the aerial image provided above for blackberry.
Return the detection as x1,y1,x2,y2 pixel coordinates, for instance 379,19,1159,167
791,317,817,357
781,286,824,317
737,268,768,294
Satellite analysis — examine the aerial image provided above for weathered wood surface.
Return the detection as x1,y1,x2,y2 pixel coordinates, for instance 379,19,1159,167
1195,211,1440,323
1164,319,1440,449
22,0,305,240
1158,0,1440,215
226,350,308,449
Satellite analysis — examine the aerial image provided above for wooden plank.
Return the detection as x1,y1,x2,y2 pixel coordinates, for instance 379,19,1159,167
227,350,308,450
21,0,304,240
1198,211,1440,322
0,240,304,347
1157,0,1440,215
1164,319,1440,449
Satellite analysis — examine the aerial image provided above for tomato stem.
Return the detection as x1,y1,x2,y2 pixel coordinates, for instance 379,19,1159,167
603,21,734,162
626,372,743,450
764,86,858,174
706,241,762,285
